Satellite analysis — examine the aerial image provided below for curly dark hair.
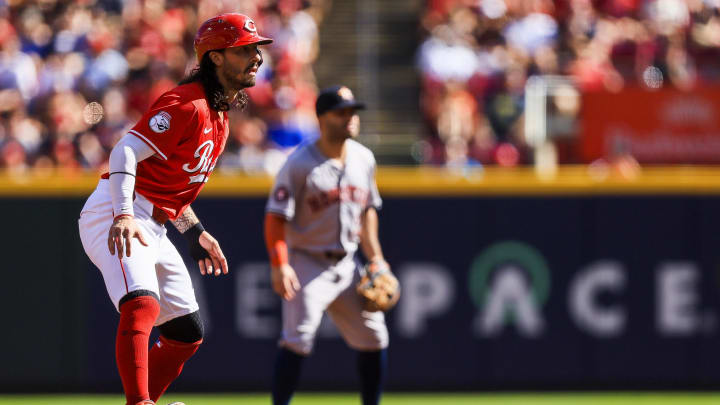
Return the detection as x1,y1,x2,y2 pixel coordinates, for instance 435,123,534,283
178,51,248,111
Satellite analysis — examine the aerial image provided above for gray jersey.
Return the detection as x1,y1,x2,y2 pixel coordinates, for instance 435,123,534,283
266,139,382,255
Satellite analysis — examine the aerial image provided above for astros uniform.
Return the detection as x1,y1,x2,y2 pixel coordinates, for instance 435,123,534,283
79,81,228,323
266,139,389,354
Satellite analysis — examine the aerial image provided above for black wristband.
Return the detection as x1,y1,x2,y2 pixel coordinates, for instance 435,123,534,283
183,222,205,243
183,223,209,261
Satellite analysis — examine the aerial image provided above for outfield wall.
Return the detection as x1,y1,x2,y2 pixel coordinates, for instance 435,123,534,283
4,167,720,392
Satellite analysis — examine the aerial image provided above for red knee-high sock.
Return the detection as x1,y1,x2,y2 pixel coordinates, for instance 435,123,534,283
116,296,160,405
148,336,202,402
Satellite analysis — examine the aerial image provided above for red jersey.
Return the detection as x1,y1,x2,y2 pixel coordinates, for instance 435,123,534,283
109,82,229,220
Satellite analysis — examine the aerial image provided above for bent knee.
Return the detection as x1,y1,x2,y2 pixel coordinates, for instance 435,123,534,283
158,311,204,343
279,335,315,356
346,325,389,351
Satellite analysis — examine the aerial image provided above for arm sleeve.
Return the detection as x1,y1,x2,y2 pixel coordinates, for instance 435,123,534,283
265,160,297,219
108,133,155,217
264,213,289,267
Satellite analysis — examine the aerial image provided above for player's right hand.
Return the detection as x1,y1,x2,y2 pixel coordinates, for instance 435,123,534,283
108,215,149,259
271,264,301,300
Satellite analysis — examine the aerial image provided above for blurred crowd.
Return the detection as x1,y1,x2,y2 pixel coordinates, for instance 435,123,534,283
5,0,720,172
0,0,327,174
417,0,720,166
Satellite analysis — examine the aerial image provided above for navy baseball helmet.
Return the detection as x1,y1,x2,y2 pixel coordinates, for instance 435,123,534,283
315,85,365,116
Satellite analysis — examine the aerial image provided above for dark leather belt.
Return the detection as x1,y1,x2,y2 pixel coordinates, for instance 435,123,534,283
295,249,347,264
324,251,347,262
151,206,169,225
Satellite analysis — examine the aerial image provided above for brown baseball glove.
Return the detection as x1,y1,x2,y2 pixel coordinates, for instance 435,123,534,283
357,260,400,312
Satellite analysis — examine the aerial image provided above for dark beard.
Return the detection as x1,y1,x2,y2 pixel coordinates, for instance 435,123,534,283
233,90,249,110
221,65,255,90
233,75,256,89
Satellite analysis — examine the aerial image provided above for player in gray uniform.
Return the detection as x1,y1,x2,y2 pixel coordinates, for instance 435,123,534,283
263,86,389,405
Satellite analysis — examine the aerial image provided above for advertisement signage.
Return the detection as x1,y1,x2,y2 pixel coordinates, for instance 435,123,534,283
6,195,720,391
581,86,720,163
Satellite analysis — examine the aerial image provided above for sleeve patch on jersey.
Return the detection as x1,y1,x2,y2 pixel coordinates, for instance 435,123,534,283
149,111,171,133
274,185,289,202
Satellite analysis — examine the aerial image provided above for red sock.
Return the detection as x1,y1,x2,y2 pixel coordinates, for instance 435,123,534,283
149,336,202,402
116,296,160,405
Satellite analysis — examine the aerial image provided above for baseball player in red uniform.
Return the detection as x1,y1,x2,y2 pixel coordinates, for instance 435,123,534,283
78,14,272,405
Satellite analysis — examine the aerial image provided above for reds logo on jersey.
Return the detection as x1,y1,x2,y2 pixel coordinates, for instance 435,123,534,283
183,140,217,184
149,111,171,133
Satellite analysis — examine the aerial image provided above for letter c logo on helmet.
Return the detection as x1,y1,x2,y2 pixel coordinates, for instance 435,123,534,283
194,13,273,62
244,20,258,33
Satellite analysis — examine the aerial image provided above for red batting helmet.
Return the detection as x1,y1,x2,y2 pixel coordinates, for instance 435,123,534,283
194,13,273,62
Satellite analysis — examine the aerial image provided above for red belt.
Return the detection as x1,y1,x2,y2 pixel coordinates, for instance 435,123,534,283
151,206,169,225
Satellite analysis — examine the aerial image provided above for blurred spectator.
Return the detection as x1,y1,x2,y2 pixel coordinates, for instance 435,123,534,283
0,0,330,173
219,115,288,175
503,2,558,56
0,35,38,101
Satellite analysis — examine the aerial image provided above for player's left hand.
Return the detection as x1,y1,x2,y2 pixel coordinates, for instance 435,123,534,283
366,258,390,274
197,231,228,276
357,258,400,312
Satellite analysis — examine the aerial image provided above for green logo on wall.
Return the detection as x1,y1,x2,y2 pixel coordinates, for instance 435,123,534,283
468,240,551,310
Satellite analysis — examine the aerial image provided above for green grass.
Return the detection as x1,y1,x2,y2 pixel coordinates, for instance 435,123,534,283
2,393,720,405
